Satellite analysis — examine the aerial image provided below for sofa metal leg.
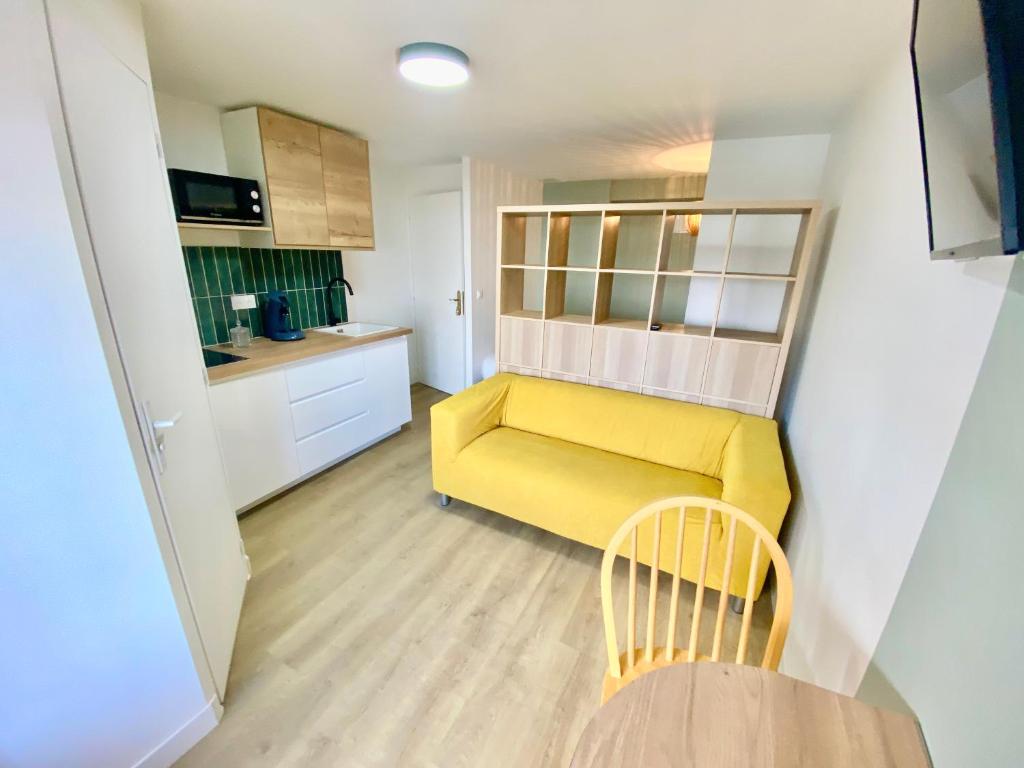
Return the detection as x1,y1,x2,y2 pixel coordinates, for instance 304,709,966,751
729,595,746,615
438,493,452,507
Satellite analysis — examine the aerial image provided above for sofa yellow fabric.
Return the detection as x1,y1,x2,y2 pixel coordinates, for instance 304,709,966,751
431,374,791,599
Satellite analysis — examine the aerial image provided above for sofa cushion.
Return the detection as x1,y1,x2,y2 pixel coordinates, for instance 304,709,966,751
500,374,741,478
453,426,723,553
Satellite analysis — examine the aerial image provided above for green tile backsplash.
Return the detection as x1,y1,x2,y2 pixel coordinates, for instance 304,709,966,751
182,246,348,346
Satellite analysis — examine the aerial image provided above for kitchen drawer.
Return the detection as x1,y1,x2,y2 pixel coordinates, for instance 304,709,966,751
295,411,374,475
290,378,371,441
286,350,365,402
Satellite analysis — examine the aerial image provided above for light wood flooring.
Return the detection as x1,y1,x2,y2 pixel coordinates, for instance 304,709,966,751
176,384,772,767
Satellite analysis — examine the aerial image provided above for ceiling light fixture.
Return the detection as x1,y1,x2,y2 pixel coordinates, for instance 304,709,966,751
652,140,714,173
398,42,470,87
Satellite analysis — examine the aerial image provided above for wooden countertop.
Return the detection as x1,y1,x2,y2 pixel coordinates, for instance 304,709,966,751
204,327,412,384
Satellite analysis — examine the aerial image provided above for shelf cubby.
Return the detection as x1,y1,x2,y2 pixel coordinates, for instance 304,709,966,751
545,269,596,323
501,212,548,266
500,266,545,319
726,213,803,276
715,277,791,344
650,274,719,337
671,215,737,274
599,211,663,271
595,272,655,329
549,212,602,268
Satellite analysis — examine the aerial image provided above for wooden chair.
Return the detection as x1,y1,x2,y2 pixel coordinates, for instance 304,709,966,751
600,496,793,703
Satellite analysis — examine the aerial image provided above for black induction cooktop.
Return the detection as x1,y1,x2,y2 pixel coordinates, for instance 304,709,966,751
202,348,245,368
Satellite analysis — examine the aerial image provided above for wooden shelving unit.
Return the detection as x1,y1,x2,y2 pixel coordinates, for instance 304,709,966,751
495,201,819,417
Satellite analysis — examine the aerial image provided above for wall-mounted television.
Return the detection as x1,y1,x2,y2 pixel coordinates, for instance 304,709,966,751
912,0,1023,260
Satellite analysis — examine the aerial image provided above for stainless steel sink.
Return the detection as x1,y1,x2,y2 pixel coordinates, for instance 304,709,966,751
314,322,397,338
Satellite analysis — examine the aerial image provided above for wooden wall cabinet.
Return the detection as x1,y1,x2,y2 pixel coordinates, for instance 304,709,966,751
222,106,374,249
495,201,819,418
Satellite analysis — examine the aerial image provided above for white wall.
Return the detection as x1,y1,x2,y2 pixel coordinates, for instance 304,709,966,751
0,2,210,765
856,255,1023,766
153,91,228,174
705,134,831,201
463,157,543,381
342,158,462,383
778,45,1014,695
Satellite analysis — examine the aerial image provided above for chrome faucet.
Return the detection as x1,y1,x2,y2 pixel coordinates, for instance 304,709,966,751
325,277,354,326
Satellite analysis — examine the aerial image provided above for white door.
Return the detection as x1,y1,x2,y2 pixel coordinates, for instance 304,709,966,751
49,6,247,699
410,191,466,394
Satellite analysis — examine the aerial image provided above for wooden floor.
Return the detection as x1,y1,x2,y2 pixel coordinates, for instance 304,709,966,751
176,384,772,767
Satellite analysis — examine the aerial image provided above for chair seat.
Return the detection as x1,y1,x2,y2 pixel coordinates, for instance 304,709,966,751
601,647,711,704
452,427,724,553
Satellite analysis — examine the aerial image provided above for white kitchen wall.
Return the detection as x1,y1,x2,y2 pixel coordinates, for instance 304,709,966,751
778,41,1015,695
463,157,543,381
153,91,228,173
1,2,213,765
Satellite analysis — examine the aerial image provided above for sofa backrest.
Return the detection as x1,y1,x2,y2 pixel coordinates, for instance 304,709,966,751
500,374,746,478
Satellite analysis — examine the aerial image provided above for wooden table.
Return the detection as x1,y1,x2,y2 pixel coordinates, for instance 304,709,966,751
570,663,931,768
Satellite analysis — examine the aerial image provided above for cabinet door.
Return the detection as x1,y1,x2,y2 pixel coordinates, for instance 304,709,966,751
704,339,780,405
320,126,375,249
500,316,543,369
543,321,593,376
258,107,329,246
643,332,709,394
590,326,647,386
209,370,301,510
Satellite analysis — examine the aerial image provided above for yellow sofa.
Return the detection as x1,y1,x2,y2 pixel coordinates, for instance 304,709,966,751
430,374,791,599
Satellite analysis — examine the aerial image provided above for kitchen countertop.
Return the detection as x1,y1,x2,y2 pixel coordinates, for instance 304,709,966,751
204,326,412,384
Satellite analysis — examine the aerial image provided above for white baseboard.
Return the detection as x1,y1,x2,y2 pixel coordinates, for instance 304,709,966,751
132,696,221,768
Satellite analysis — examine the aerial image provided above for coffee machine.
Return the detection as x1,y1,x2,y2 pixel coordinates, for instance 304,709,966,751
262,291,305,341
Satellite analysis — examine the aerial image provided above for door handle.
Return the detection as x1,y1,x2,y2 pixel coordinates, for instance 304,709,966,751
153,412,183,430
449,290,463,316
142,401,182,475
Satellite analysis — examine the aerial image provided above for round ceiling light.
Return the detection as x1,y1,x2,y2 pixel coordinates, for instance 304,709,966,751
398,42,470,87
652,140,714,173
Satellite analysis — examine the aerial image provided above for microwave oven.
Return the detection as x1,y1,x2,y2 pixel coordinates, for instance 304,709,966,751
167,168,265,226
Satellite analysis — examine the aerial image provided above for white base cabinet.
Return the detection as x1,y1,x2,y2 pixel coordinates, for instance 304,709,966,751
210,336,412,511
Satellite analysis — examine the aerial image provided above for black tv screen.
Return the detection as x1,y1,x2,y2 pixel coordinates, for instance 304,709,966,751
912,0,1023,259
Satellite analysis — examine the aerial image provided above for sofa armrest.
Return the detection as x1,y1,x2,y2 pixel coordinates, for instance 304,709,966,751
430,374,513,489
719,417,791,537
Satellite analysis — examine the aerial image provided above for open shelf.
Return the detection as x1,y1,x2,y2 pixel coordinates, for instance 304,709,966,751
600,211,663,271
501,212,548,266
545,268,596,322
500,266,545,317
715,277,790,343
502,309,543,321
549,212,602,268
726,213,803,277
595,272,654,327
650,273,722,331
596,318,650,331
547,313,592,325
684,213,734,273
657,322,712,337
714,327,783,344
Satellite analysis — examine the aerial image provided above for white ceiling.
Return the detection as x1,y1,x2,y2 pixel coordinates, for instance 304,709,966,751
141,0,909,181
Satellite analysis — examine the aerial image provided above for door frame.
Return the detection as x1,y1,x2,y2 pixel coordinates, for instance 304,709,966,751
409,188,472,392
